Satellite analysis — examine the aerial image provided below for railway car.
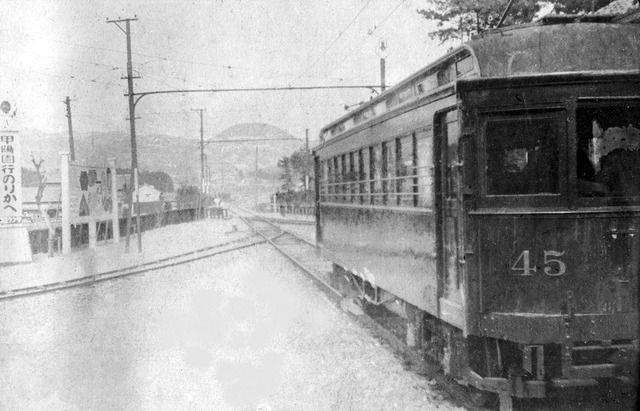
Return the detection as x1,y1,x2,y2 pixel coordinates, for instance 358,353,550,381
313,16,639,410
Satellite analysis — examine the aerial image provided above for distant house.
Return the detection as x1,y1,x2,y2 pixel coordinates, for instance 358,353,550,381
594,0,639,15
134,184,162,202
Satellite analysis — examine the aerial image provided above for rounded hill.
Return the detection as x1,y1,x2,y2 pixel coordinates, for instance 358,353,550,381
216,122,297,141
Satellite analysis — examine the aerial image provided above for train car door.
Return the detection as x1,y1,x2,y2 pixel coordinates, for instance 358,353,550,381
435,109,465,330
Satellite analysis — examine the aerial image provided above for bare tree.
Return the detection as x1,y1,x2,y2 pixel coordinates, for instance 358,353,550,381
31,155,56,257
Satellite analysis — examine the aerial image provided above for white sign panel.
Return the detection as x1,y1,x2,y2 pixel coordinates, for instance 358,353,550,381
69,164,114,222
0,99,21,223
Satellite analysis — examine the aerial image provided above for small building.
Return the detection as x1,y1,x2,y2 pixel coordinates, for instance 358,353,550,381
22,183,62,219
134,184,162,202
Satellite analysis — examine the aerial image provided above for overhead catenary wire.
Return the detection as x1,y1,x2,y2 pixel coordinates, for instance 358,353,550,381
298,0,377,79
324,0,408,78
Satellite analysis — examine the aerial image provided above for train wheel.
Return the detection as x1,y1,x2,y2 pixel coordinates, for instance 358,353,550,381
466,385,498,408
498,393,514,411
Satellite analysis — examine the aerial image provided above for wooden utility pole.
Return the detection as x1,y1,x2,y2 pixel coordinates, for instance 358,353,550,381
107,16,141,253
305,128,310,191
380,58,386,93
191,108,206,219
191,108,206,195
254,146,258,208
63,97,76,161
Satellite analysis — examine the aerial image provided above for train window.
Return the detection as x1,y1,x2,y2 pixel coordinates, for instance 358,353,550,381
382,142,396,205
416,131,434,207
445,113,460,198
576,103,640,198
359,149,368,204
327,158,332,202
386,94,398,110
455,56,474,77
349,151,357,203
354,109,375,125
330,123,345,137
397,136,414,207
343,153,350,203
340,154,347,202
486,116,560,195
437,65,453,86
370,145,382,205
397,87,414,104
333,157,340,202
320,160,328,202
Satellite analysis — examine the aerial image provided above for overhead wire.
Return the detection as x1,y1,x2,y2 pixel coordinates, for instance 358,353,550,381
297,0,376,80
324,0,408,78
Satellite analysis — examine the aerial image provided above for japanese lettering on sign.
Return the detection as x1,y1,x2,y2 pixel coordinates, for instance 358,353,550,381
0,99,22,223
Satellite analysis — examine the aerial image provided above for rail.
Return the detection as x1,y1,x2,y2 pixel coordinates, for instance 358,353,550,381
0,232,265,301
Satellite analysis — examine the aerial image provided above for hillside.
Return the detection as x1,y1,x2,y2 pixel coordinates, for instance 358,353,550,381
20,123,303,189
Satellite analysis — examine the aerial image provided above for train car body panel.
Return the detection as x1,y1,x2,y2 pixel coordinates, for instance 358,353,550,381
321,205,439,314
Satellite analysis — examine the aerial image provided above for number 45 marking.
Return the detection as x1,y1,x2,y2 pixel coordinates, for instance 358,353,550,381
511,250,567,277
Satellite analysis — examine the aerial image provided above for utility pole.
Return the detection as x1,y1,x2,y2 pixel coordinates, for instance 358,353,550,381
191,108,206,219
254,146,258,208
191,108,206,195
107,16,141,253
305,128,310,191
63,97,76,161
377,39,390,93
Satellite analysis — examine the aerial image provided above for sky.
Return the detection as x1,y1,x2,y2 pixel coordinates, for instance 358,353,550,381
1,0,446,143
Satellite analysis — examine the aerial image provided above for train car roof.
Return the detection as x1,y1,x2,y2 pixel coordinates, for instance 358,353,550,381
317,21,640,145
468,21,640,78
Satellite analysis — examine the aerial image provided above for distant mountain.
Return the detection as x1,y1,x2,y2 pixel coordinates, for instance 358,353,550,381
20,123,303,190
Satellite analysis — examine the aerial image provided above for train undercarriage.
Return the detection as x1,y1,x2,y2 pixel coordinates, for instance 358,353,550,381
329,263,639,411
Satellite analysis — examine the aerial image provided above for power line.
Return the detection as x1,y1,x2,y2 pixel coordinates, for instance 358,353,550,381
0,61,122,88
299,0,376,79
325,0,407,77
22,33,347,83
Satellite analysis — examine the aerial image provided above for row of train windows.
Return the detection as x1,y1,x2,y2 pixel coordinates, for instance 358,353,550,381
319,131,434,208
326,54,473,139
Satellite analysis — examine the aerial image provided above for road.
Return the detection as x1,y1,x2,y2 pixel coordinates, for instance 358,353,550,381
0,243,464,410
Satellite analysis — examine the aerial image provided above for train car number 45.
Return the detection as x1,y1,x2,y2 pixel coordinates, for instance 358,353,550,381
511,250,566,277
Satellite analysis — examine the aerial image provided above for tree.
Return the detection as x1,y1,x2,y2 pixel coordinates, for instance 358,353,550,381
418,0,616,44
290,146,314,190
176,184,200,208
277,145,314,193
31,155,56,257
277,156,296,192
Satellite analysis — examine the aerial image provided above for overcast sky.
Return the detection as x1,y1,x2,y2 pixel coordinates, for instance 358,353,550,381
1,0,446,143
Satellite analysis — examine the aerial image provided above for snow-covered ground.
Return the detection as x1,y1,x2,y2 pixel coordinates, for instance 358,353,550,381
0,231,465,410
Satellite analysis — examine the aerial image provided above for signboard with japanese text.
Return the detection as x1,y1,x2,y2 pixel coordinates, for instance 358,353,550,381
0,99,21,223
68,163,113,222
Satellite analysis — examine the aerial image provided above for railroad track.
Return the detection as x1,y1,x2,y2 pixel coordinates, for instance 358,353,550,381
0,231,265,301
231,206,487,410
